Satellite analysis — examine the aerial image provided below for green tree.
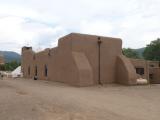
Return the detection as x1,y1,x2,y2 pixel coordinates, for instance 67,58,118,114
143,38,160,61
0,64,5,71
123,48,140,59
0,61,21,71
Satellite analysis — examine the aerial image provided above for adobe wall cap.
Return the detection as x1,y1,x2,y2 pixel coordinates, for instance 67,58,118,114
130,58,147,62
148,60,160,63
59,32,122,41
130,58,160,63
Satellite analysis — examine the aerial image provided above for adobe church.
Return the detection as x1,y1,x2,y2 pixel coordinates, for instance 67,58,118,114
21,33,160,86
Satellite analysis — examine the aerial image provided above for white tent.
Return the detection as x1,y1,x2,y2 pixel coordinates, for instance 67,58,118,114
11,66,23,78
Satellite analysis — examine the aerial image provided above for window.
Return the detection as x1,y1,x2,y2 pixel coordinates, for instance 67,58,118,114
35,66,37,76
150,64,154,67
48,50,51,56
33,55,36,60
136,68,144,75
28,66,30,75
149,74,154,80
44,65,48,77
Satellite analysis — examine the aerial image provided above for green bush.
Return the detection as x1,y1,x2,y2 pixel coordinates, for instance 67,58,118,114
0,61,20,71
143,38,160,61
123,48,140,59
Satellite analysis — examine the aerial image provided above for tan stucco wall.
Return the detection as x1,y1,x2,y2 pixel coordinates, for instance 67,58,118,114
21,47,35,78
116,55,137,85
130,58,149,80
148,61,160,84
149,68,160,84
129,59,160,84
148,61,160,68
22,33,127,86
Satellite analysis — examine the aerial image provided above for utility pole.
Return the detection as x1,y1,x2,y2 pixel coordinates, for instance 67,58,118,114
97,37,102,85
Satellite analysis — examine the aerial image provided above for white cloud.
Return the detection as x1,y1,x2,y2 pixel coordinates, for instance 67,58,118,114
0,16,66,53
79,20,113,36
0,0,160,53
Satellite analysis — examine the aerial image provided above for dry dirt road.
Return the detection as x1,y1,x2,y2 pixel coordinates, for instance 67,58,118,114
0,78,160,120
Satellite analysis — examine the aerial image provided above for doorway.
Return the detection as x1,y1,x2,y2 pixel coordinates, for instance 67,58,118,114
97,37,102,85
44,65,48,77
35,65,37,76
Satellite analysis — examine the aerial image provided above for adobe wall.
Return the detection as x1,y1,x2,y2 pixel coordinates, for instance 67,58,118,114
48,46,83,86
59,33,123,84
116,55,137,85
21,47,35,78
149,68,160,84
22,42,80,85
22,33,123,86
130,59,149,80
129,59,160,84
22,48,52,80
148,61,160,68
148,61,160,84
34,49,50,80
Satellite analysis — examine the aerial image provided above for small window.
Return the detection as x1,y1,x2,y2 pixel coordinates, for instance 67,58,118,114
48,50,51,56
149,74,154,80
44,65,48,77
150,64,154,67
28,66,30,75
136,68,144,75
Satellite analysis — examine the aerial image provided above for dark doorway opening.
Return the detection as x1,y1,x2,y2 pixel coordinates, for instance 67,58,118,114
44,65,48,77
35,65,38,76
97,37,102,85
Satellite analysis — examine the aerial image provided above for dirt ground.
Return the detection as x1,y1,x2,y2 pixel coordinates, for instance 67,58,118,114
0,78,160,120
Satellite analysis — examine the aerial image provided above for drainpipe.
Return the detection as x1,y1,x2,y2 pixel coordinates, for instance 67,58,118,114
98,37,102,85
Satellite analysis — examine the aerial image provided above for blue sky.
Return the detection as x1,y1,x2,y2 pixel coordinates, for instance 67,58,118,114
0,0,160,53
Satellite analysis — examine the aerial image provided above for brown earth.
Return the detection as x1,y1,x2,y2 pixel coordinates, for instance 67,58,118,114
0,78,160,120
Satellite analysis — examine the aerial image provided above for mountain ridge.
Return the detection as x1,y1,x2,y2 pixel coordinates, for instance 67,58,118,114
0,51,21,63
